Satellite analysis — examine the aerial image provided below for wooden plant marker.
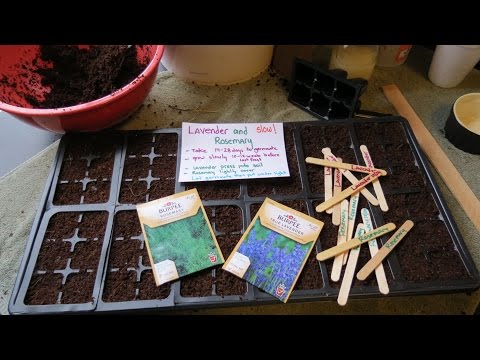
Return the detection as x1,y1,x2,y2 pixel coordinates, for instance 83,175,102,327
360,145,388,212
332,158,343,225
331,200,349,282
315,170,383,213
337,224,365,306
321,148,379,207
324,149,333,214
317,223,396,261
357,220,414,281
305,157,387,176
344,192,360,265
360,208,389,295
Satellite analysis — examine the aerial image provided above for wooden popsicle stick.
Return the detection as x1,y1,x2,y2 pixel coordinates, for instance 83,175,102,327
322,149,379,207
337,224,365,306
331,199,349,282
332,158,343,225
306,157,387,176
360,208,389,295
324,150,333,214
317,223,396,261
357,220,414,281
382,84,480,233
315,170,383,213
360,145,389,212
344,192,360,265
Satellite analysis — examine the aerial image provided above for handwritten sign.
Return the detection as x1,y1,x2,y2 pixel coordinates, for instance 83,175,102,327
179,122,290,182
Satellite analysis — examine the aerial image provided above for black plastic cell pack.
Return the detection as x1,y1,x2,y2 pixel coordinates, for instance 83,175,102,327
289,58,368,120
9,118,480,314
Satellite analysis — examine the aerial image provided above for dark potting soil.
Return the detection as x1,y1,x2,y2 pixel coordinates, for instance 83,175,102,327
102,211,171,302
53,135,117,205
28,45,147,108
247,126,303,197
119,133,177,204
25,211,107,305
178,205,248,298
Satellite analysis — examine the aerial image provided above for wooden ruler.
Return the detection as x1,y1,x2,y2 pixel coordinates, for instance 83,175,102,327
382,84,480,233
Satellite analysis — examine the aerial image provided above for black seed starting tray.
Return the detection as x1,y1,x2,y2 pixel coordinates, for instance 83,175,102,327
289,58,368,120
9,118,480,314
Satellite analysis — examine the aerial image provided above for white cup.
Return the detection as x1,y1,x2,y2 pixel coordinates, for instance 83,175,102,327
428,45,480,88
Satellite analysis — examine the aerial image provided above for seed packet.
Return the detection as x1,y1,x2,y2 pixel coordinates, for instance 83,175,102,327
223,198,324,302
137,189,224,286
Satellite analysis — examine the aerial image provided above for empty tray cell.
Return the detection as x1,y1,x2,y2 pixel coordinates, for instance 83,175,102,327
329,101,350,119
335,81,357,106
180,269,214,297
247,126,303,197
186,181,241,200
24,211,108,305
291,83,311,107
295,61,315,86
310,92,330,117
396,220,470,282
314,71,335,95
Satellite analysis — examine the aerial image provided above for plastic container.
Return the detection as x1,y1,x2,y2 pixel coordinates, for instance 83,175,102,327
288,58,368,120
444,93,480,154
161,45,274,86
329,45,379,80
428,45,480,88
377,45,412,67
9,119,480,314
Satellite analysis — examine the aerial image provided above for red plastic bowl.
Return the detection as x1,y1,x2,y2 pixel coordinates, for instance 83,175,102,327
0,45,164,133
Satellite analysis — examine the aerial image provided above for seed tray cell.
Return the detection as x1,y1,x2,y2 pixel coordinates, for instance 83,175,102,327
289,59,368,120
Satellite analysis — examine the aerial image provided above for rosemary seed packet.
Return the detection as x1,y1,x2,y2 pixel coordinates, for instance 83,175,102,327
223,198,324,302
136,188,224,286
